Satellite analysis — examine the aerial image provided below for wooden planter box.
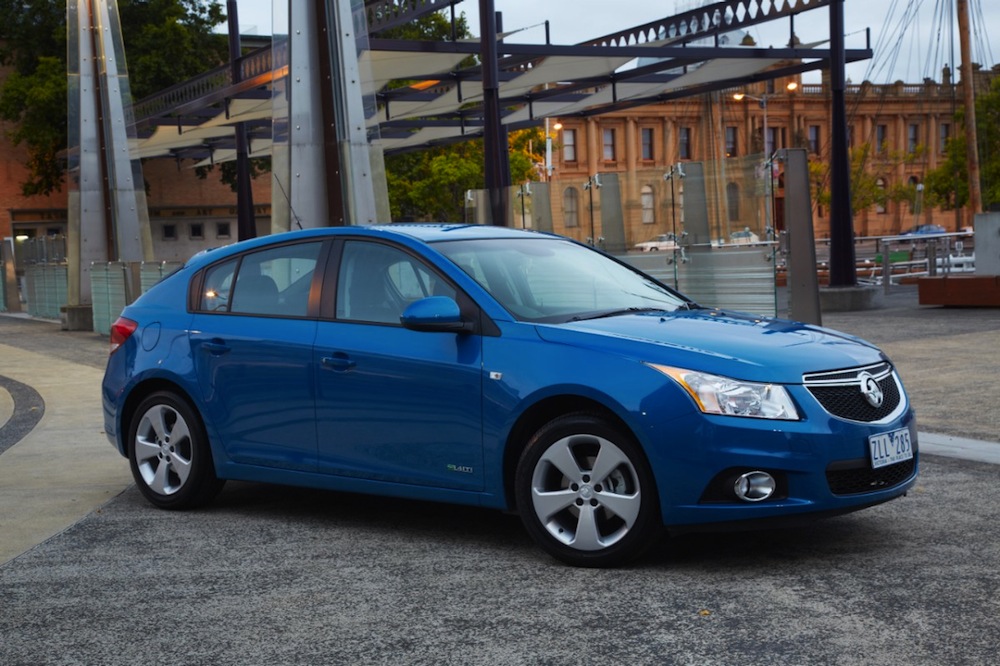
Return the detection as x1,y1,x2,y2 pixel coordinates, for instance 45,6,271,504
917,275,1000,306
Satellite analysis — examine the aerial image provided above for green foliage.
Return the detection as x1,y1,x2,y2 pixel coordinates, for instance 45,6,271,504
0,56,66,195
0,0,227,195
195,157,272,193
386,127,546,221
809,143,894,215
119,0,227,100
0,1,65,74
924,76,1000,212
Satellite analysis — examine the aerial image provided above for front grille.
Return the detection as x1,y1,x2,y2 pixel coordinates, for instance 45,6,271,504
826,458,916,495
804,362,903,423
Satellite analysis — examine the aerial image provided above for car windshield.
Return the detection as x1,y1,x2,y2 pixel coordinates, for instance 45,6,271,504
435,237,690,323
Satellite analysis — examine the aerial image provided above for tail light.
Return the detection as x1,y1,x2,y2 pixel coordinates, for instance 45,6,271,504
110,317,138,354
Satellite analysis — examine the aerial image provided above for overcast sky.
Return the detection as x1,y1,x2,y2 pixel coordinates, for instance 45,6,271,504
231,0,997,84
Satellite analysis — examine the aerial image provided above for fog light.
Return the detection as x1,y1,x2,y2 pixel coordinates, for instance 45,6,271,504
734,471,776,502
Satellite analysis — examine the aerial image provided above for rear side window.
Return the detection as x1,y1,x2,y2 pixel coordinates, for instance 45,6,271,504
197,242,322,317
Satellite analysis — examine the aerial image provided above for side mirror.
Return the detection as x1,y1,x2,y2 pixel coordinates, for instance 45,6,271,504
400,296,472,333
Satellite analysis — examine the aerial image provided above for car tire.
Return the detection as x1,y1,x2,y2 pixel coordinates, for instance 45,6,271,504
128,391,224,510
515,413,661,567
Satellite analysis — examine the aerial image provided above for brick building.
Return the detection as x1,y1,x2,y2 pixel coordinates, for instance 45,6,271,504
545,66,997,248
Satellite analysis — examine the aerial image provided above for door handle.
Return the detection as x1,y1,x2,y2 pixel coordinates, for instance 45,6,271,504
321,352,356,371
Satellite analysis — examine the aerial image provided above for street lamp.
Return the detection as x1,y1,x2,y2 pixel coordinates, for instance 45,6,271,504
733,91,770,156
733,88,784,233
544,120,562,180
734,91,771,232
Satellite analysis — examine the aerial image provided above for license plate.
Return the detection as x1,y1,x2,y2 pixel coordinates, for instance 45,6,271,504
869,428,913,469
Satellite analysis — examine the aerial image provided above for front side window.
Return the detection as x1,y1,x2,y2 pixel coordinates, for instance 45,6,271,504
436,237,687,323
876,124,887,153
908,124,919,153
336,241,455,324
809,125,821,154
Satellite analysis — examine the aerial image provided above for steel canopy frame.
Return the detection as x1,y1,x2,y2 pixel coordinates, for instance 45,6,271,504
121,0,862,247
129,0,859,160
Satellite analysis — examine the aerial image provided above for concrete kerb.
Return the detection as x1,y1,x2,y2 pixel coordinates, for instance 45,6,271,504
917,433,1000,465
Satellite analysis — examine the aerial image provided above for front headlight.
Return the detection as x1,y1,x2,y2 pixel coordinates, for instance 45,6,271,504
649,364,800,421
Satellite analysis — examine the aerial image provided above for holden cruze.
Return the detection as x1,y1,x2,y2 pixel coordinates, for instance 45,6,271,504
102,224,917,567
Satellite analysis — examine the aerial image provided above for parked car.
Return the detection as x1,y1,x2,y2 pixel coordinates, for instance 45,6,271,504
901,224,946,236
728,229,761,244
102,225,917,567
634,233,678,252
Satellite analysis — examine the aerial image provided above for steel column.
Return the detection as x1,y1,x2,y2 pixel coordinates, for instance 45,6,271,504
827,0,857,286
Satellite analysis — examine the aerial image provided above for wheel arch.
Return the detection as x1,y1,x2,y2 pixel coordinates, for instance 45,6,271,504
120,378,212,455
501,395,640,512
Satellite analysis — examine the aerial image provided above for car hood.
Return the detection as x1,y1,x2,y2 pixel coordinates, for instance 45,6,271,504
534,309,885,383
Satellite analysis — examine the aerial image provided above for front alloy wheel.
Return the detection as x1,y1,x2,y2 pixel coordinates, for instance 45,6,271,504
516,414,660,567
128,391,223,510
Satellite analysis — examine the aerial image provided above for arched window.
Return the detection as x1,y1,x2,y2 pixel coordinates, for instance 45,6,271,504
726,182,740,222
563,187,579,227
876,178,887,214
641,185,655,224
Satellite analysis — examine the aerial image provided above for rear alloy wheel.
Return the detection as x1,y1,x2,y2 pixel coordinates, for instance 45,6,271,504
516,414,660,567
128,391,223,510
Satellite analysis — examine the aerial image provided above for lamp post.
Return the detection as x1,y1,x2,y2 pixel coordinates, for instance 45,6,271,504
544,120,562,180
734,92,772,233
664,163,685,242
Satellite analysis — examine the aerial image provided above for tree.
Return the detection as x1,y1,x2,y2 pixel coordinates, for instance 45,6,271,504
924,76,1000,213
386,128,545,222
0,0,228,195
809,141,927,219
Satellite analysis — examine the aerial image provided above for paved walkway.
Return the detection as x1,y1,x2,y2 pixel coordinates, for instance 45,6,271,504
1,284,998,564
0,340,130,564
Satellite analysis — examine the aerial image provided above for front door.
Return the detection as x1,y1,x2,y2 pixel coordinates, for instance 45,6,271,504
314,239,484,491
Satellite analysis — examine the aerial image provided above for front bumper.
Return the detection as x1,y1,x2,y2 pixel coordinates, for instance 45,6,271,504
644,393,919,529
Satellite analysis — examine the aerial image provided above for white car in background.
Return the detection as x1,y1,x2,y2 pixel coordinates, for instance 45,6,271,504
634,234,678,252
728,229,761,245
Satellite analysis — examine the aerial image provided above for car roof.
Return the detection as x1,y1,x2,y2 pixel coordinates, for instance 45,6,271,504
182,224,560,270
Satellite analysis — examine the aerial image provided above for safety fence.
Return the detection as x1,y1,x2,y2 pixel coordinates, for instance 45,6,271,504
90,262,183,335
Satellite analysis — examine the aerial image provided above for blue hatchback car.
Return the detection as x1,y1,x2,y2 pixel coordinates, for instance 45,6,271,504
102,225,917,567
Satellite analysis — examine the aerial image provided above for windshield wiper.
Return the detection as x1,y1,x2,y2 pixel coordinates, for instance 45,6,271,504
569,307,666,322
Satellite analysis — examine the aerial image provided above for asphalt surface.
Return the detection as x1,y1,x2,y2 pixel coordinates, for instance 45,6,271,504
1,285,999,665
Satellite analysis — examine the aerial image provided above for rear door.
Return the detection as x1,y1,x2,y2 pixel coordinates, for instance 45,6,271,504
189,240,326,471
